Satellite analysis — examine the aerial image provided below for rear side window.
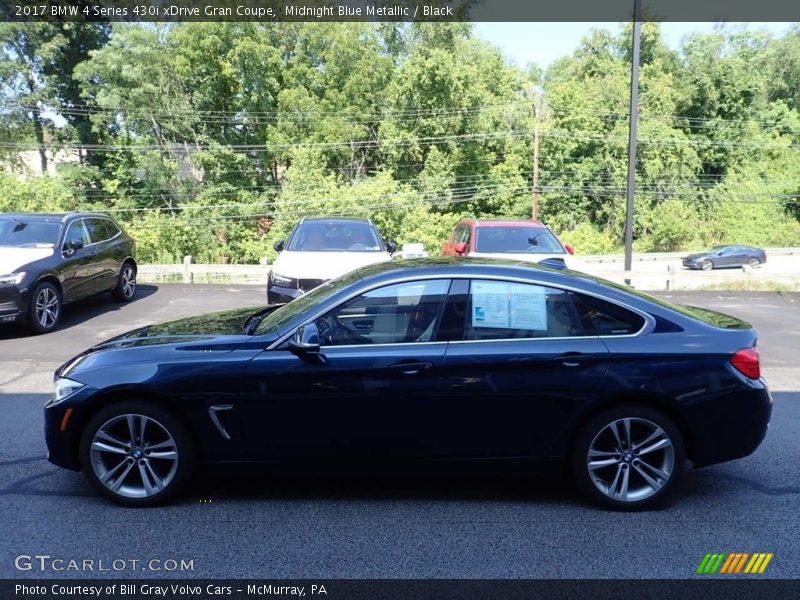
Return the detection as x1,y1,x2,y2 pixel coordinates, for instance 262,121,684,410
567,292,646,336
450,280,645,341
85,218,120,244
463,280,583,340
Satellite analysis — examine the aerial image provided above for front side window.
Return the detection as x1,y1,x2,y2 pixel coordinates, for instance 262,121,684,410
63,220,91,250
287,222,382,252
475,226,564,254
315,279,450,346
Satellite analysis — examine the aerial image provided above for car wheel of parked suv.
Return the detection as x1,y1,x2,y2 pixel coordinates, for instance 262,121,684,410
79,401,195,507
571,405,686,510
111,261,137,302
27,281,62,335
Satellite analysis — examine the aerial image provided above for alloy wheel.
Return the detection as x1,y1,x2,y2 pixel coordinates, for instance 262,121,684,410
586,417,675,503
89,413,179,499
35,287,59,329
121,265,136,298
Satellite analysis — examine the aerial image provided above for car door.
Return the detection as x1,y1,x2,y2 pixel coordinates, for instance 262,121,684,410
59,219,97,302
435,278,615,460
84,218,121,291
240,279,452,461
715,247,737,267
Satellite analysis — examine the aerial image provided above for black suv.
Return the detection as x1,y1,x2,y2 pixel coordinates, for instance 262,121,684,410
0,212,137,334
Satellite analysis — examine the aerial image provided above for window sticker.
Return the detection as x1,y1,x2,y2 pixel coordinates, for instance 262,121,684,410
471,281,510,328
509,283,547,330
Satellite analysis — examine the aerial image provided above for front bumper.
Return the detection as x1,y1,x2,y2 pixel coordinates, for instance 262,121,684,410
44,385,98,471
267,278,328,304
687,381,773,468
0,285,25,323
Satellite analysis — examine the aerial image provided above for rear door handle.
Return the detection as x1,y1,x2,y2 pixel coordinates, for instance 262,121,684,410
553,353,596,367
388,361,433,375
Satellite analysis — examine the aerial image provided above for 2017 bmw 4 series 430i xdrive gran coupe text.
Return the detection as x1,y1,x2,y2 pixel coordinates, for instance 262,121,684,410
44,258,771,509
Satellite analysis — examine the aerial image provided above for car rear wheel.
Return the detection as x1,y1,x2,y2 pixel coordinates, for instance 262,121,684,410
111,261,137,302
700,260,713,271
571,406,685,510
747,258,761,268
79,401,194,507
27,282,61,335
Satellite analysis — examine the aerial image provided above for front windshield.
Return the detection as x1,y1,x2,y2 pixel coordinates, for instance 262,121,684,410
475,226,565,254
255,265,372,335
0,219,61,247
287,221,381,252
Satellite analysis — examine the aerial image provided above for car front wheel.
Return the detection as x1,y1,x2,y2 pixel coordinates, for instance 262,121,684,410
571,406,685,510
27,282,62,334
700,260,713,271
79,401,194,507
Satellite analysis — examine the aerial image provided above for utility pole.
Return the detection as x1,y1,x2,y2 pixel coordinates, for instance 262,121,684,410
531,89,540,221
624,0,642,277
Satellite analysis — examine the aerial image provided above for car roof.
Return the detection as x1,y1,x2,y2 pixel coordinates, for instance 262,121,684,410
299,216,372,224
0,212,112,223
465,219,547,228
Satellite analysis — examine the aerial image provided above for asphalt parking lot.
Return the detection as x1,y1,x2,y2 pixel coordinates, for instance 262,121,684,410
0,285,798,579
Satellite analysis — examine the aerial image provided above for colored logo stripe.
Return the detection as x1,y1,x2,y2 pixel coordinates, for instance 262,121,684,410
698,553,773,574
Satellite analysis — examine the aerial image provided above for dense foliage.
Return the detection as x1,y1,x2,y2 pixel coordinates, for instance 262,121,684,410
1,22,799,262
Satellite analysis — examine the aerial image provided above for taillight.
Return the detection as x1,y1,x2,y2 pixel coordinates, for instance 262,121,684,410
731,347,760,379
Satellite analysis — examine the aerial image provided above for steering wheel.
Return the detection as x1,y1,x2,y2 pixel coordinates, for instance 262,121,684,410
315,315,336,346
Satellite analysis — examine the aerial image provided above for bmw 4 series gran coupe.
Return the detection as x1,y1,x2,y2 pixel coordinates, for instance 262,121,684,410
45,258,771,509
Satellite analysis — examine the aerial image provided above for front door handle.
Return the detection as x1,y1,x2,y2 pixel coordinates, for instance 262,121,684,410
553,353,596,367
388,361,433,375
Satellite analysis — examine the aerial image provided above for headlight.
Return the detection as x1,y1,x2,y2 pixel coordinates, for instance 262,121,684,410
270,272,294,286
52,377,85,404
0,272,26,285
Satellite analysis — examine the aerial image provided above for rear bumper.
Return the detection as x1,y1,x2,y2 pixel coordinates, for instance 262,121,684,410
687,380,772,468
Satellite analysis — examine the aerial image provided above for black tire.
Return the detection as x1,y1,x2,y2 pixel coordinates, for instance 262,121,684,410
111,261,137,302
570,405,686,511
747,258,760,268
27,281,62,335
79,400,195,507
700,260,713,271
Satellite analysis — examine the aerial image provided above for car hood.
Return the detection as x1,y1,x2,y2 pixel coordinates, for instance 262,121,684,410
272,250,392,280
92,306,277,350
469,252,588,271
683,253,709,261
0,246,54,274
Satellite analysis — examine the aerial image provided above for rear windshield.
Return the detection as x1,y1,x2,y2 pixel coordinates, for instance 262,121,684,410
475,226,565,254
287,221,382,252
0,219,61,247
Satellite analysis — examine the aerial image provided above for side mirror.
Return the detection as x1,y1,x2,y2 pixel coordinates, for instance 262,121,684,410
564,243,575,255
273,240,285,253
454,242,467,255
65,239,84,253
288,323,325,363
385,240,397,254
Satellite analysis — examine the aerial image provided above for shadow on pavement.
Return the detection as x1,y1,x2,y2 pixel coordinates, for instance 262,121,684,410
0,284,158,340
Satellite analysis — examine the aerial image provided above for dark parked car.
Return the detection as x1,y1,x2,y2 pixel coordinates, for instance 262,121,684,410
0,212,137,334
682,245,766,271
45,258,771,509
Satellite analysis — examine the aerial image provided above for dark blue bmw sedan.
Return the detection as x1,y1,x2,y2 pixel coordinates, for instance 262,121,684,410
44,258,771,509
